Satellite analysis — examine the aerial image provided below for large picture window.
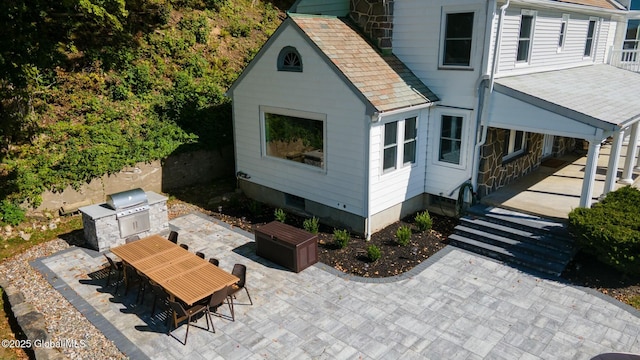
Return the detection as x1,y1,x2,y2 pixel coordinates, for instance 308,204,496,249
442,12,474,67
264,112,324,168
439,115,463,165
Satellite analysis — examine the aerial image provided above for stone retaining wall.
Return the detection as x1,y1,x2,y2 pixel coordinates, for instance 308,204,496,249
35,147,234,214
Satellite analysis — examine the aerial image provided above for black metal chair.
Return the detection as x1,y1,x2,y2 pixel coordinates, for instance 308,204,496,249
207,286,233,323
227,264,253,321
208,258,219,267
136,271,150,304
123,263,142,297
125,235,140,243
167,299,211,345
103,255,123,292
150,282,169,317
180,243,189,251
168,230,179,244
195,251,205,259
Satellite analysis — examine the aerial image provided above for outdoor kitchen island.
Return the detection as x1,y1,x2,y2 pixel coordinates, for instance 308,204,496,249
79,190,169,252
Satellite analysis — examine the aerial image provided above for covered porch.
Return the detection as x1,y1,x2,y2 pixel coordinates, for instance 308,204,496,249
479,143,640,220
484,64,640,214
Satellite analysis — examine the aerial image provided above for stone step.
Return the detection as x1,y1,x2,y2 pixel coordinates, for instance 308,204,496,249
454,224,571,262
466,204,570,238
449,234,566,276
458,217,574,255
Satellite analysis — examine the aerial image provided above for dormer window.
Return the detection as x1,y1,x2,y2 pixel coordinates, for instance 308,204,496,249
278,46,302,72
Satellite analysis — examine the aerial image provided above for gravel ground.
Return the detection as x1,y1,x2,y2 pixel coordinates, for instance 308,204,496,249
0,239,126,360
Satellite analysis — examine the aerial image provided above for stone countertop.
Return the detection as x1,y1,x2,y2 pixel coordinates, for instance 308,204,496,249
79,191,167,219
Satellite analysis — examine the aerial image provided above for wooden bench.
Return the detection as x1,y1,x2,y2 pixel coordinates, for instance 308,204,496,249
254,221,318,272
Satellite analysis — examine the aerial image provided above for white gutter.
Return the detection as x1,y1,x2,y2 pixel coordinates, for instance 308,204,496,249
371,101,438,122
471,0,510,192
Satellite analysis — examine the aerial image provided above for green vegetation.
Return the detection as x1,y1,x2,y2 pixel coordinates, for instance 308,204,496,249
303,217,319,234
0,201,26,226
396,225,412,246
568,186,640,275
333,229,350,249
415,210,433,232
274,208,286,223
367,245,381,262
0,0,285,207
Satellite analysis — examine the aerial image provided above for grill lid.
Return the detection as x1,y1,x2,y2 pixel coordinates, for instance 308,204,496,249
106,188,148,211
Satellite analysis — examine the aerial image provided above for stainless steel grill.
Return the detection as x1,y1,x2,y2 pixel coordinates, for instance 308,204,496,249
105,188,150,237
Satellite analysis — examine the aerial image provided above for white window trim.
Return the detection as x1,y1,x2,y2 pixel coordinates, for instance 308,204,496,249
380,114,420,175
557,14,569,53
433,109,468,170
516,10,537,65
502,129,527,161
583,17,599,59
259,105,327,173
438,5,480,70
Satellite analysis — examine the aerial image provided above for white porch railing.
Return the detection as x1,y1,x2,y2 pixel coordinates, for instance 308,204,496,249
608,48,640,72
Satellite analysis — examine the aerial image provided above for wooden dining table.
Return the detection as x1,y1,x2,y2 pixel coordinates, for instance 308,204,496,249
110,234,239,306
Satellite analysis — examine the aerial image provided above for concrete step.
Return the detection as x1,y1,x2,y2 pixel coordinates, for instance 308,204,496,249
449,234,566,276
466,204,570,238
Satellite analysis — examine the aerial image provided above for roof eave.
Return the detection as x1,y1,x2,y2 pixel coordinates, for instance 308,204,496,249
503,0,627,14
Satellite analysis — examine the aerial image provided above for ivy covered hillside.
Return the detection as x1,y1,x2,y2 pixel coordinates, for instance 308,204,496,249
0,0,292,208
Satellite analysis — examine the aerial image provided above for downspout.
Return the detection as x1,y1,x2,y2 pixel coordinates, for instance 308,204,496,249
471,0,510,192
365,112,378,241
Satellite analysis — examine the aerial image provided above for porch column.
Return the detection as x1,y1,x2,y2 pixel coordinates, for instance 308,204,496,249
580,141,601,208
620,123,639,185
603,130,624,194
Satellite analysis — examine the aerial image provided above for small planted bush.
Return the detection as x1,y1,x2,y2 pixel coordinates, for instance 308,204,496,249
274,208,286,223
303,217,319,234
333,229,350,248
396,225,412,246
415,210,433,232
367,245,382,262
568,186,640,275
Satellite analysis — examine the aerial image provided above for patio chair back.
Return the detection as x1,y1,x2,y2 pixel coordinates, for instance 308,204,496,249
168,231,178,243
208,258,219,266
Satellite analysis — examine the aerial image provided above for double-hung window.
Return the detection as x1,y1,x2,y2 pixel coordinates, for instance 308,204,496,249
558,14,569,52
383,122,398,172
382,117,418,172
442,12,474,67
584,19,597,57
623,20,640,62
503,129,526,161
439,115,463,165
517,11,536,63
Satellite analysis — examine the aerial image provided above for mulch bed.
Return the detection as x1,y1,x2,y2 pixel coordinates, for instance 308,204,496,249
166,179,640,308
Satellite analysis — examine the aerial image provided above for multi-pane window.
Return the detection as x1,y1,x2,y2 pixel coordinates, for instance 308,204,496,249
584,19,597,57
517,13,535,62
277,46,302,72
442,12,474,67
264,112,324,168
383,122,398,171
624,20,640,61
403,117,417,165
383,117,418,172
503,129,526,160
558,15,569,51
439,115,463,165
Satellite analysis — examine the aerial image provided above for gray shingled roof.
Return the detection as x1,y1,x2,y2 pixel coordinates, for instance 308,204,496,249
290,14,438,113
493,65,640,131
552,0,625,10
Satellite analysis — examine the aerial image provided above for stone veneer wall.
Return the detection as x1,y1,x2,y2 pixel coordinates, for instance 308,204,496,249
349,0,394,53
554,136,578,155
477,128,543,198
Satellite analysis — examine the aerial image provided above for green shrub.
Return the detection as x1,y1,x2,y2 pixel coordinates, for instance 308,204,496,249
568,186,640,275
0,200,26,226
367,245,381,262
333,229,350,248
303,217,319,234
396,225,412,246
415,211,433,232
274,208,286,223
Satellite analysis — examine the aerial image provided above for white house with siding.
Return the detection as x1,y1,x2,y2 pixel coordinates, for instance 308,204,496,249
228,0,640,237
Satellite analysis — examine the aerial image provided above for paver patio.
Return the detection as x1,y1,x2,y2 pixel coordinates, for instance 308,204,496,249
33,212,640,359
